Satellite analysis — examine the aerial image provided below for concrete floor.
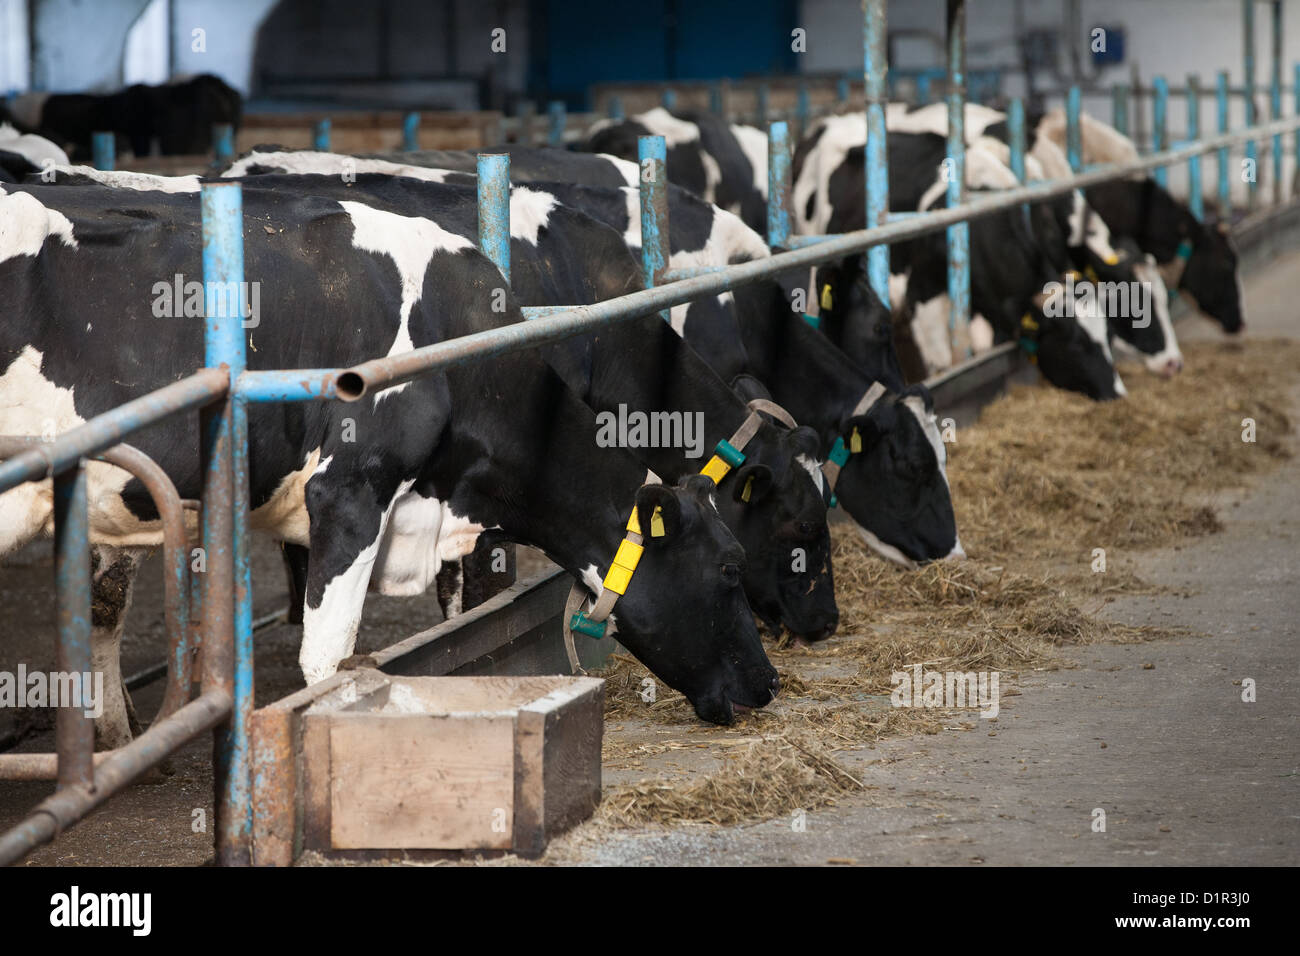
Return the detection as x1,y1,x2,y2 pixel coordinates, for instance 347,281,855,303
0,247,1296,867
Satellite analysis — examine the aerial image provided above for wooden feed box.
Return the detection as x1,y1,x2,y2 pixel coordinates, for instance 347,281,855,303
251,668,603,862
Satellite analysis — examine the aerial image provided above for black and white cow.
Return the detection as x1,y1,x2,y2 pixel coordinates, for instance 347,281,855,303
581,108,769,233
793,116,1126,400
0,173,779,742
2,74,241,161
886,103,1184,375
896,102,1243,335
217,166,839,642
228,145,962,567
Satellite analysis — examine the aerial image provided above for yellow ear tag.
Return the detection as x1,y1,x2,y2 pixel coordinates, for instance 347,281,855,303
820,284,833,311
1103,253,1119,266
741,476,754,502
650,505,666,537
850,427,862,454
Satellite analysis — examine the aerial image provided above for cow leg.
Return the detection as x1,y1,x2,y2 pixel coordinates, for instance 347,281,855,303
89,545,148,750
298,476,404,685
280,542,309,625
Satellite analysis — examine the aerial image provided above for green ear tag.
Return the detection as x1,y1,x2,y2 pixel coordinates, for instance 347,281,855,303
850,427,862,454
741,476,754,502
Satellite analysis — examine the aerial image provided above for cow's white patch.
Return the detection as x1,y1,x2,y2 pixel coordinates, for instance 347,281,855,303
699,149,723,203
222,150,462,184
370,490,490,596
1038,108,1140,167
886,101,1006,139
970,313,995,352
1071,291,1127,396
510,186,557,245
339,199,472,403
0,347,167,555
0,188,77,263
796,454,825,495
910,293,954,375
902,395,950,490
636,106,701,147
60,166,201,193
0,122,68,166
1067,191,1121,264
594,153,640,186
1129,255,1182,374
731,124,769,198
576,562,619,635
299,480,414,684
791,113,865,235
888,271,910,309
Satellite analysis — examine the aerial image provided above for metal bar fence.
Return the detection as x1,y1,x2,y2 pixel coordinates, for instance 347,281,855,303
5,0,1300,866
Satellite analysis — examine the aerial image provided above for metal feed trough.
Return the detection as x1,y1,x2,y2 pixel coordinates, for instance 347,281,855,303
2,0,1299,866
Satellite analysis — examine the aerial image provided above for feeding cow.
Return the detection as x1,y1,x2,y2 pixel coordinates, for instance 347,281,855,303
894,102,1242,335
793,116,1126,400
227,145,962,567
216,166,839,642
581,107,769,232
2,74,242,161
0,174,779,742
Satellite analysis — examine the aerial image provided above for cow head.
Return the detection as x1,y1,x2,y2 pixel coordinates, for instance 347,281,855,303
1180,219,1244,334
830,384,963,567
612,475,779,724
726,375,838,642
1098,242,1183,377
1023,299,1125,401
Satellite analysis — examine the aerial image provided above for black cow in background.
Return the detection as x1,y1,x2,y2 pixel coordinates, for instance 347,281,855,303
2,74,241,161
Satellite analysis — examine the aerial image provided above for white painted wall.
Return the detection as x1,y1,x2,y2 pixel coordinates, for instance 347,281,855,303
171,0,280,95
124,0,170,86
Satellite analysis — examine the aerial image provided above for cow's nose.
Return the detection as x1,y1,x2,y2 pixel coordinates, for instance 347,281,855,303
1164,356,1184,376
768,674,782,698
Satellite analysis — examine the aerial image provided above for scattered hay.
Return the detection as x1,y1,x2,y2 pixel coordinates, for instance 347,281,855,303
589,339,1297,831
946,339,1296,562
598,733,863,827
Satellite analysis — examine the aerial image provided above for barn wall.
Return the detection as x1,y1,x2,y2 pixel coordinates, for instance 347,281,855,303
29,0,152,91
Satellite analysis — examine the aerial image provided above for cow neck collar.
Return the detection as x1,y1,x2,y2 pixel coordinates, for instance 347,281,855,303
562,397,799,672
1164,237,1195,297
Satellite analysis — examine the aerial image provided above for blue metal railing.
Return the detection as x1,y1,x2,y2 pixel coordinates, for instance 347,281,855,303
5,0,1300,868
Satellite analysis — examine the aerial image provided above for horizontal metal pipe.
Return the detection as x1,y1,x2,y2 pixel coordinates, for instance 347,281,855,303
0,368,228,496
326,114,1300,400
0,752,112,781
0,691,231,866
235,369,343,402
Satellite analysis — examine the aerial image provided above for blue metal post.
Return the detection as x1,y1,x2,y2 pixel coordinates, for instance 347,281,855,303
1152,76,1169,187
1008,98,1027,183
313,119,331,151
402,112,420,151
91,132,114,171
548,100,566,146
212,123,234,163
1066,85,1082,172
767,120,791,249
1244,0,1258,209
53,463,92,791
1187,75,1203,220
1218,70,1232,213
476,154,511,286
710,82,724,115
757,84,769,126
200,181,250,866
944,0,966,348
917,73,931,105
1295,63,1300,196
638,135,670,321
1271,0,1283,205
862,0,891,309
662,88,677,110
837,74,850,103
1112,83,1129,136
796,84,810,136
609,95,624,120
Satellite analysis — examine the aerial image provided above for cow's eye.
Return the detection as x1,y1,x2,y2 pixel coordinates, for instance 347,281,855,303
720,563,742,587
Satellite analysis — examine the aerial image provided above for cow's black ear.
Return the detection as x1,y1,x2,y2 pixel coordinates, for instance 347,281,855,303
635,483,684,544
842,400,896,451
731,463,775,505
730,373,773,405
